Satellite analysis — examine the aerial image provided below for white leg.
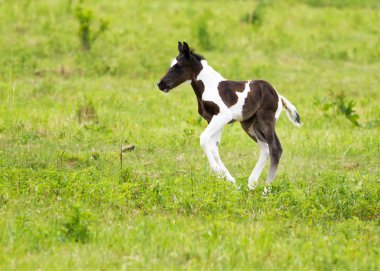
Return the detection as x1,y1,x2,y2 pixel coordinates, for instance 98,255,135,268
211,130,235,183
248,141,269,190
200,114,235,183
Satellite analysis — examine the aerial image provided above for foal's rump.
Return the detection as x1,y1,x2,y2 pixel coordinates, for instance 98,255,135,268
241,80,280,121
247,80,303,127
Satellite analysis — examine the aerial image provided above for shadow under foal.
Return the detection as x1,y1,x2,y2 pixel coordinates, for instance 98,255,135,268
158,42,302,190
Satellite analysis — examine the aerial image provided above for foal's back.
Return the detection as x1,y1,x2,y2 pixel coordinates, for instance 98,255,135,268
217,79,280,122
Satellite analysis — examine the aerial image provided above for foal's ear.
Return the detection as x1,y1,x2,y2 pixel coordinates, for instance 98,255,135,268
182,42,190,58
178,41,183,54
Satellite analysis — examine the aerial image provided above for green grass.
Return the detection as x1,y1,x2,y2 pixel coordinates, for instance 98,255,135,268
0,0,379,270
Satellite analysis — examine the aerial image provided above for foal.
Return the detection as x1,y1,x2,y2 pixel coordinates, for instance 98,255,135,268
157,42,302,190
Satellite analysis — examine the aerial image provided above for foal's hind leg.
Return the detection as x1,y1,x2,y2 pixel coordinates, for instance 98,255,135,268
248,141,269,189
266,131,282,184
241,119,269,190
255,118,283,185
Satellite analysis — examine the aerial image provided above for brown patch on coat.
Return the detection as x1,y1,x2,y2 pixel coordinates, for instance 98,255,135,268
191,80,205,99
192,80,206,119
240,118,258,142
203,101,220,115
217,81,247,108
241,80,279,121
191,80,220,123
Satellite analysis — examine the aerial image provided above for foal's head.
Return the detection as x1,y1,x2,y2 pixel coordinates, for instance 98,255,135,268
157,41,204,93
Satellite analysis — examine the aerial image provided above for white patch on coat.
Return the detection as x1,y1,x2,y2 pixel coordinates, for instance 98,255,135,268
197,61,254,122
275,97,283,120
196,60,228,113
170,58,177,67
196,60,225,88
272,87,282,120
230,81,251,121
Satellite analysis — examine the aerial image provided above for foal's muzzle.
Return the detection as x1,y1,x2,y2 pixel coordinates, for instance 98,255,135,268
157,80,169,93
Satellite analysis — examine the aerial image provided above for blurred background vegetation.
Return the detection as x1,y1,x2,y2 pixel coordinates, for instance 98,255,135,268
0,0,379,270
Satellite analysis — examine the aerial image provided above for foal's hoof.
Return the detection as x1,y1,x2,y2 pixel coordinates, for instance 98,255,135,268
226,176,236,184
217,174,235,184
247,182,258,191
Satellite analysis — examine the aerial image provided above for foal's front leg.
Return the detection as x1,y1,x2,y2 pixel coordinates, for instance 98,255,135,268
200,114,235,183
211,130,235,183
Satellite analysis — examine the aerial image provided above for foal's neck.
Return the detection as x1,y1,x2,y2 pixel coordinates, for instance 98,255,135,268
191,60,225,98
197,60,224,83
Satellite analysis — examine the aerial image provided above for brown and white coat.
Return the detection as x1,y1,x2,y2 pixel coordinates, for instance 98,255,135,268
158,42,302,190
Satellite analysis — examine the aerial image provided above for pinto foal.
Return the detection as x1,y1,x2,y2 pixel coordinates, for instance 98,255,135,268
158,42,302,190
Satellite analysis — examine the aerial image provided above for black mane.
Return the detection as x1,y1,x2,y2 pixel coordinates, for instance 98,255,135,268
191,49,205,61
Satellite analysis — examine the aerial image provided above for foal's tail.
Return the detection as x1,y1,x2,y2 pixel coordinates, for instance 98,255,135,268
279,95,303,127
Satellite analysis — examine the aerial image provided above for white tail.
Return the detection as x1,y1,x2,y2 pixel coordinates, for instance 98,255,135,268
280,95,303,127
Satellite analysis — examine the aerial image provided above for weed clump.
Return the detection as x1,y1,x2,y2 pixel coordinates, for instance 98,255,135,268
61,206,92,243
120,167,134,183
196,19,213,50
74,5,109,50
77,99,98,125
242,0,271,26
314,91,360,126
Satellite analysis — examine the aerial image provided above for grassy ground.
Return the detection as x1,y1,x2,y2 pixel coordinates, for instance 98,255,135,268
0,0,379,270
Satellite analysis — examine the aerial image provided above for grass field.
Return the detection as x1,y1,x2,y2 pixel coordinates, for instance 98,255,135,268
0,0,379,270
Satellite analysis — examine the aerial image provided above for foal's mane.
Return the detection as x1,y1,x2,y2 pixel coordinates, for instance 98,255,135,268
190,49,205,61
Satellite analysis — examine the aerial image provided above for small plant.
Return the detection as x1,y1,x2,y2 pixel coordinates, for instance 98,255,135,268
314,91,360,126
77,99,98,125
196,19,213,50
334,94,360,126
181,128,195,146
74,6,109,50
365,118,380,128
120,167,133,183
90,148,100,160
242,0,271,26
61,206,92,243
153,181,163,206
23,0,32,14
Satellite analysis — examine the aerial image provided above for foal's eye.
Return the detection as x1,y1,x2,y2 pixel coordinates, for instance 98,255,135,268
174,64,181,69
